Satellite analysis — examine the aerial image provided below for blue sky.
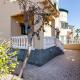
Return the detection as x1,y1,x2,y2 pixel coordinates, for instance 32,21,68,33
59,0,80,29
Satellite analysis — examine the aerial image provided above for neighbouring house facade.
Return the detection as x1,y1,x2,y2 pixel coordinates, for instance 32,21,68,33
72,28,80,43
55,8,74,44
0,0,63,50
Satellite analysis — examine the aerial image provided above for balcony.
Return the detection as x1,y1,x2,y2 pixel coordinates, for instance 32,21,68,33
49,0,59,9
43,37,56,49
41,0,59,17
11,36,63,50
44,37,64,50
11,35,29,49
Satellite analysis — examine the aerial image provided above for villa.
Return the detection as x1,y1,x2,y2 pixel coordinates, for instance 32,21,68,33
0,1,80,80
0,0,63,50
55,8,74,44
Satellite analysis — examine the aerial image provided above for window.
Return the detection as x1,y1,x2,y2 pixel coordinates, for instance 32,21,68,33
20,23,26,35
60,36,64,41
60,36,65,43
61,21,68,29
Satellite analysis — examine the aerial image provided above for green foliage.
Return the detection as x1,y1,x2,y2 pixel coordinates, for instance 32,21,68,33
0,41,18,79
74,28,80,39
75,28,80,34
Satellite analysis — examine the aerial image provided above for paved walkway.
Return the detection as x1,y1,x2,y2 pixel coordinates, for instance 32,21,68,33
49,50,80,80
23,50,80,80
50,50,80,80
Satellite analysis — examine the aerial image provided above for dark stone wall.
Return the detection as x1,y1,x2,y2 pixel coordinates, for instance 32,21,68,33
10,46,64,66
28,46,64,66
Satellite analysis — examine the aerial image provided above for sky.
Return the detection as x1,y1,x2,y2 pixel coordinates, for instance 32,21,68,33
59,0,80,29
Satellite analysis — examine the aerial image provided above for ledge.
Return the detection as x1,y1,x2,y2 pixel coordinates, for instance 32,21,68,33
64,44,80,50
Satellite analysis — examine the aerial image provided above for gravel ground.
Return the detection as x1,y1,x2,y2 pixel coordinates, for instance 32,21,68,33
23,50,80,80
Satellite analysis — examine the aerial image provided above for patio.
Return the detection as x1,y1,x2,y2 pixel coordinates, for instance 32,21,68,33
22,50,80,80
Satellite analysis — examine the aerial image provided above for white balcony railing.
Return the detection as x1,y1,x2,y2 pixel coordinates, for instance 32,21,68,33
11,36,63,50
43,37,64,50
66,39,80,44
56,38,64,50
11,36,29,49
43,37,56,49
61,38,80,44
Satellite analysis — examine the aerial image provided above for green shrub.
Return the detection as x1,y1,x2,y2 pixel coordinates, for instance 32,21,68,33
0,41,18,79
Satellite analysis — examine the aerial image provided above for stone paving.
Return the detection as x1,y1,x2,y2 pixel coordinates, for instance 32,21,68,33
23,50,80,80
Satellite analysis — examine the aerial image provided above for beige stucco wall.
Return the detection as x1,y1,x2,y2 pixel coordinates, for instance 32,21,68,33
11,18,21,36
0,1,21,40
0,0,57,49
51,20,55,36
33,30,44,49
33,14,44,49
44,20,55,37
